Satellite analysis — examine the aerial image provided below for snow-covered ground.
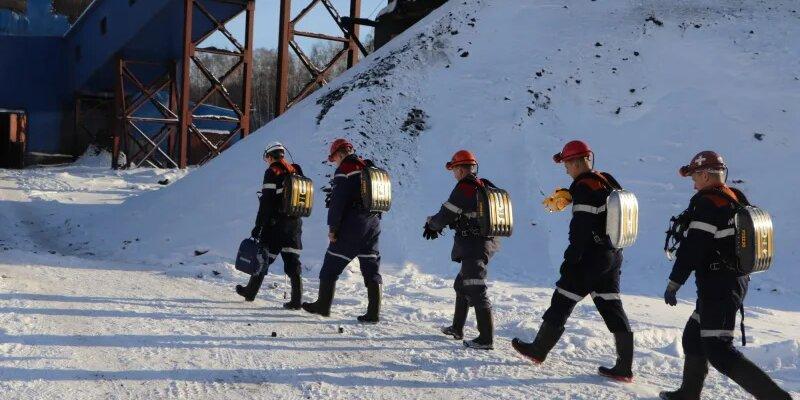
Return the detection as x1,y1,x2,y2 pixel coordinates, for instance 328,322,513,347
1,162,798,399
2,0,800,398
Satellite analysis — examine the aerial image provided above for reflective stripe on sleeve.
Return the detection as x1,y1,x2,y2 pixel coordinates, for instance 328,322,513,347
688,221,717,235
263,183,277,190
572,204,607,214
334,170,362,179
357,254,379,259
714,228,735,238
443,202,462,214
281,248,301,255
463,279,486,286
556,287,584,302
276,188,284,194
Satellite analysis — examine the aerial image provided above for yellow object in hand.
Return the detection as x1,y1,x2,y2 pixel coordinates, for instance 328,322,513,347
542,188,572,212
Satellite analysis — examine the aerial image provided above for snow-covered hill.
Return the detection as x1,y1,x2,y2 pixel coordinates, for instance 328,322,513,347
64,0,800,299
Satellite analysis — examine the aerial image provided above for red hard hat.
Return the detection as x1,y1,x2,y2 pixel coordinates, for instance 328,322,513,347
328,138,353,162
446,150,478,170
679,151,726,177
553,140,593,163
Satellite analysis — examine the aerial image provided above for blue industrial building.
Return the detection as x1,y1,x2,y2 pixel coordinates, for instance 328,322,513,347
0,0,254,168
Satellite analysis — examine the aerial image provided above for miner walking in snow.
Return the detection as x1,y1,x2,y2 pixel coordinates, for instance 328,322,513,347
425,150,501,350
512,140,635,382
303,139,384,323
659,151,791,400
236,142,306,310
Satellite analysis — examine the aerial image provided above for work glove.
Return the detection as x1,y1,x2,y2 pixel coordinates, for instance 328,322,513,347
543,188,572,212
664,280,681,306
423,222,441,240
251,225,262,239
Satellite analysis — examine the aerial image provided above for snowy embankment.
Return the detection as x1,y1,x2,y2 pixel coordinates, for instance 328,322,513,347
2,167,800,400
1,162,799,398
61,0,800,299
1,0,799,398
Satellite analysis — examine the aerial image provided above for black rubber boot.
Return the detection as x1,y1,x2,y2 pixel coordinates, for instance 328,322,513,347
282,275,303,310
441,295,468,340
599,331,634,382
463,307,493,350
302,280,336,317
357,283,382,324
724,356,792,400
658,355,708,400
512,321,565,364
236,272,265,302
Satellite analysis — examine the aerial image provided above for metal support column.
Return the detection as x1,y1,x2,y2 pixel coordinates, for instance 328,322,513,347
178,0,194,168
178,0,256,167
275,0,369,117
347,0,361,69
113,59,181,169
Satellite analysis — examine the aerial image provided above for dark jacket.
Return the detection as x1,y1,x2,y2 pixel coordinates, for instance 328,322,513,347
327,154,380,238
255,159,303,247
563,171,621,265
428,174,500,262
669,185,748,286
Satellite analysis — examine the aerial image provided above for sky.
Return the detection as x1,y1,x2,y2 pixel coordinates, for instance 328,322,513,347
208,0,387,50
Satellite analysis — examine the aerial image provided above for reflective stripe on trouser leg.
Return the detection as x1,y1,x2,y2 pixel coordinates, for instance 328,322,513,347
326,250,351,262
700,330,734,338
255,247,278,276
542,288,584,328
682,312,705,357
280,251,302,278
698,286,752,375
591,291,631,333
459,258,491,310
319,245,356,282
281,247,302,255
590,292,621,301
556,287,584,302
358,254,382,286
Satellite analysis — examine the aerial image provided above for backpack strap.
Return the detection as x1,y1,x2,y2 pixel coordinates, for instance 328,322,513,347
598,172,622,190
273,159,296,175
585,171,622,190
575,171,621,192
697,186,742,208
452,176,484,236
728,187,750,206
290,163,305,177
458,175,485,189
478,178,497,189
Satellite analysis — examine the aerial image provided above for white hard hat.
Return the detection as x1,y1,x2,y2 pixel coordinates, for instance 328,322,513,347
264,142,286,155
